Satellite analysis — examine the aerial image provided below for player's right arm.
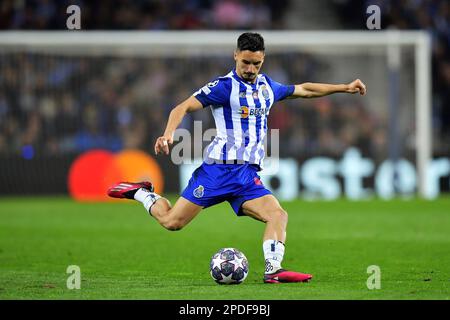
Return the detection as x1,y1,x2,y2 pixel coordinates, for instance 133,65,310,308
154,77,229,155
154,96,203,155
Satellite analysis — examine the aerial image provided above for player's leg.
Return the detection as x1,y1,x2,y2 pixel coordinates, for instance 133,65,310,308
107,181,202,231
241,194,287,242
241,194,312,283
148,196,202,231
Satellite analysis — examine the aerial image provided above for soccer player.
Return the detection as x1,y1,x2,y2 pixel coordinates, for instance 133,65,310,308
108,32,366,283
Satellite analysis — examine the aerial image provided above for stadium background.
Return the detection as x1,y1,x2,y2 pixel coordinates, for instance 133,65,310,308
0,0,449,300
0,0,449,197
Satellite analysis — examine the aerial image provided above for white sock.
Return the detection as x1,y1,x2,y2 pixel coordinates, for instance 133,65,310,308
263,239,285,274
134,188,161,215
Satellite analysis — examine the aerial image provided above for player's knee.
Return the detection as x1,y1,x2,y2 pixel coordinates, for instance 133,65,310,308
163,218,185,231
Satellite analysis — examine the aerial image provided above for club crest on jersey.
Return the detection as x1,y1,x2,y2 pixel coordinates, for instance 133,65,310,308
193,185,204,198
260,85,270,100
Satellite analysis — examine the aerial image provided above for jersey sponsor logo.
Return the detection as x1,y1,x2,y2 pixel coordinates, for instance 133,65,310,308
193,185,204,198
239,106,249,119
238,106,269,119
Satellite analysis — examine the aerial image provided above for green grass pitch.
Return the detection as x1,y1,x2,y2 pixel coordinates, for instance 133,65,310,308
0,196,449,300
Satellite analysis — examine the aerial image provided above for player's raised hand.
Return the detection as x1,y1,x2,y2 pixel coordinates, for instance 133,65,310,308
347,79,367,95
154,135,173,155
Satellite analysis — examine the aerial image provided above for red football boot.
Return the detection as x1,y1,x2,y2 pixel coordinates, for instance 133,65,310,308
107,181,154,199
264,269,313,283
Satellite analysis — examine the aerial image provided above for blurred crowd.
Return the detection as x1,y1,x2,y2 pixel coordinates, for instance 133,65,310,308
333,0,450,152
0,0,448,162
0,0,290,30
0,52,389,161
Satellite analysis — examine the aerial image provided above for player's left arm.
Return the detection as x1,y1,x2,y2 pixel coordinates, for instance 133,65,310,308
288,79,366,99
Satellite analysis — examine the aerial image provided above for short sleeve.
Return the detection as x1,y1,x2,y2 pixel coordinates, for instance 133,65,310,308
192,78,230,107
264,75,295,102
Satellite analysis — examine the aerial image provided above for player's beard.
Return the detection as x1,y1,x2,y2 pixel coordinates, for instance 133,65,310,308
244,73,256,81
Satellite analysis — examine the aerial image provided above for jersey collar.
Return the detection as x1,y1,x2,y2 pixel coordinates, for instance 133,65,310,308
232,69,258,88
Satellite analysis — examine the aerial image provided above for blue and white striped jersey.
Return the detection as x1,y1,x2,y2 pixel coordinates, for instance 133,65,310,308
193,69,294,169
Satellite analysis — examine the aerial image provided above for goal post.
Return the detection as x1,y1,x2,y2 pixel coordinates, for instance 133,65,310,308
0,30,433,198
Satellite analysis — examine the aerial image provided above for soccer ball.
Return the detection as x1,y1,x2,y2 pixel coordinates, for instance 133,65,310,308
209,248,249,284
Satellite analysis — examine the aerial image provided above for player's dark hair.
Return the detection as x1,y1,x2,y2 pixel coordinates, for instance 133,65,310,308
237,32,265,52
